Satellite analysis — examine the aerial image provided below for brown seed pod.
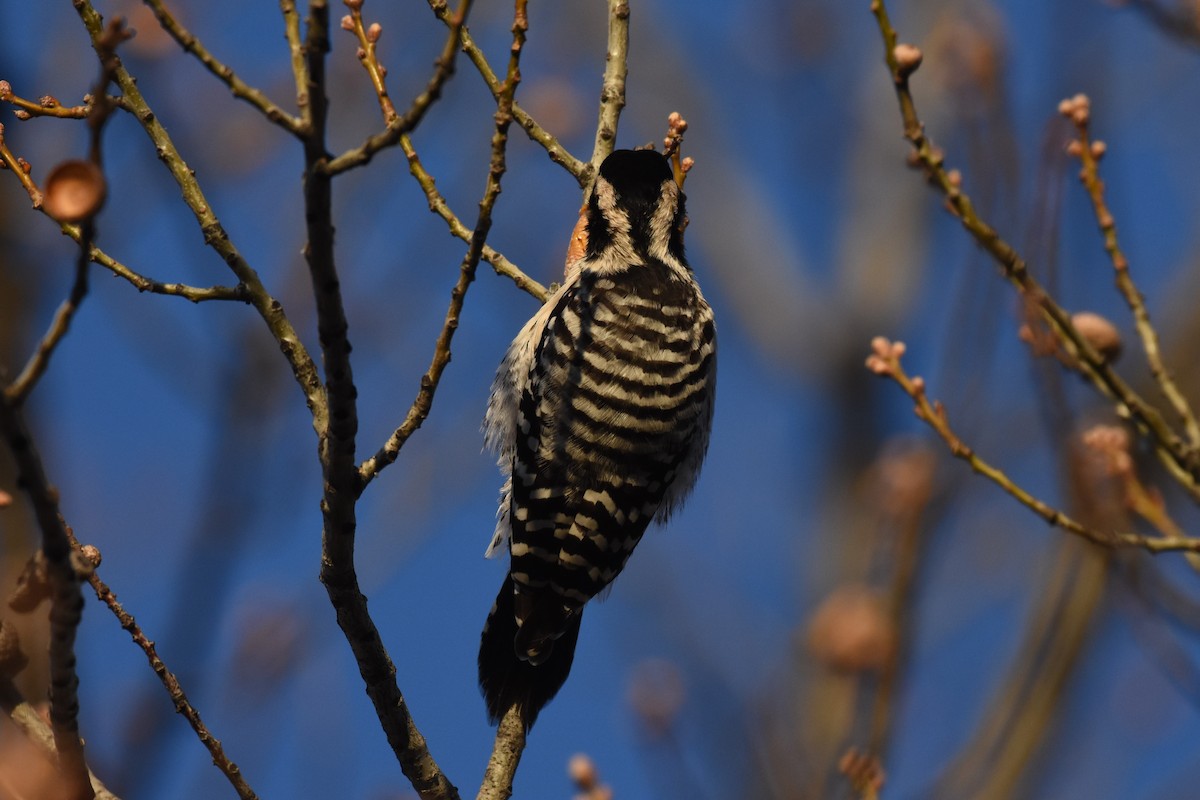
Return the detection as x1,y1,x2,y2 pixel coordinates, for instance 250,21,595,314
42,159,107,223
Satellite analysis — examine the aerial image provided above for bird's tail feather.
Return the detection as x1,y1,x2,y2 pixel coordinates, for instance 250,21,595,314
478,574,582,731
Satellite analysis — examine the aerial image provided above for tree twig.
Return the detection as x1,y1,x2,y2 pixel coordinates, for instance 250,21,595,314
342,1,399,124
0,80,91,119
426,0,588,183
334,0,543,320
67,541,261,799
1063,96,1200,451
322,0,473,175
461,6,532,789
280,0,311,128
0,126,44,207
361,0,533,490
395,134,547,301
72,0,327,434
865,337,1200,555
64,229,247,302
140,0,303,133
867,0,1200,501
0,86,247,306
0,135,244,305
4,240,90,404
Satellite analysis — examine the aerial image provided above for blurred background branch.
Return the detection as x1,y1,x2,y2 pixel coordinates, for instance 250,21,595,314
3,0,1200,798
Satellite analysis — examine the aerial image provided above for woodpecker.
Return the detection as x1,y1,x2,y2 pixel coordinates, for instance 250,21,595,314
478,149,716,730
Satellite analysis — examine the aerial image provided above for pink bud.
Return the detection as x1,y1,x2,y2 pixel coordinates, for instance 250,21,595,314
893,43,923,76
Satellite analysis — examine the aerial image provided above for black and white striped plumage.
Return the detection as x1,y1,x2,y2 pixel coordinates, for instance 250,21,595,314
478,149,716,730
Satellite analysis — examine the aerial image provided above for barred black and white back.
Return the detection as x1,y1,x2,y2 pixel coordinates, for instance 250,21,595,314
478,149,716,730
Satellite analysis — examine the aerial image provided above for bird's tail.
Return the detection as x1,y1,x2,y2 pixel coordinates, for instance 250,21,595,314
478,574,582,731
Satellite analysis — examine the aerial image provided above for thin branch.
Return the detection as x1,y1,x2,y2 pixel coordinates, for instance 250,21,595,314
427,0,588,183
322,0,473,175
360,0,528,491
465,6,533,789
0,80,90,119
398,0,471,129
396,134,547,301
867,0,1200,500
68,231,247,301
67,540,260,799
865,337,1200,555
72,0,327,434
139,0,303,133
1063,97,1200,450
0,126,44,207
0,142,244,304
0,108,246,305
4,240,90,404
589,0,630,175
280,0,311,128
477,705,527,800
341,2,399,124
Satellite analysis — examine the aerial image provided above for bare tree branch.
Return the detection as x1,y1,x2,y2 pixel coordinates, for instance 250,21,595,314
323,0,474,175
477,705,526,800
5,248,88,404
73,0,328,436
139,0,304,133
867,0,1200,501
427,0,588,183
865,337,1200,554
589,0,630,174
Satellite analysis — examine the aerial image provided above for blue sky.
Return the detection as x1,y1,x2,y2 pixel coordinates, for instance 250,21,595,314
4,1,1200,798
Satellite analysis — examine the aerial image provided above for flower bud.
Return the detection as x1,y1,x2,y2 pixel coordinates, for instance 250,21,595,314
893,43,923,76
1071,311,1121,362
